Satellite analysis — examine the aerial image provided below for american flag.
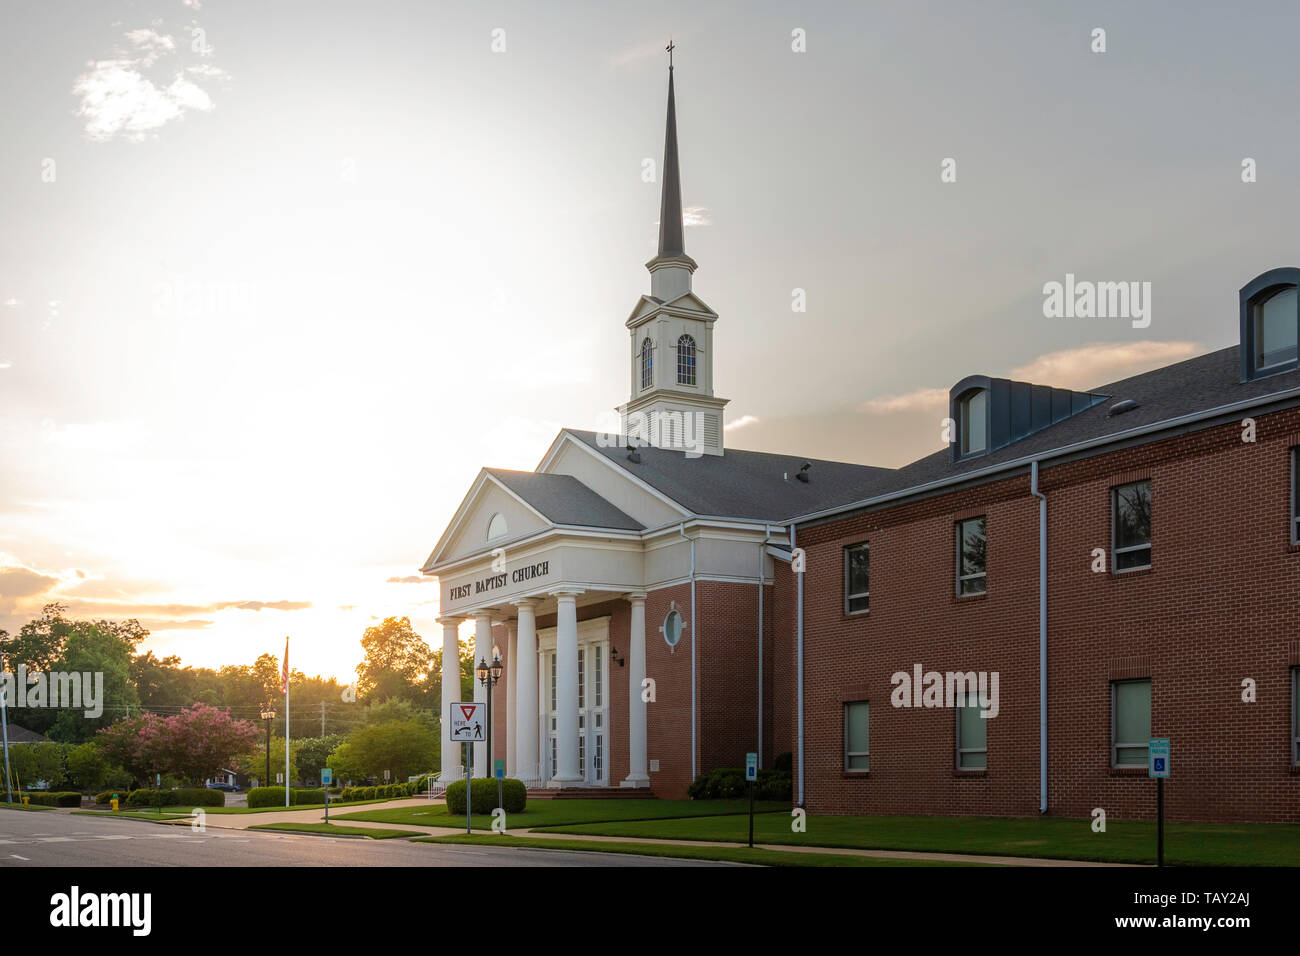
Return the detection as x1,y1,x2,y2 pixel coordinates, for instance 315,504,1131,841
280,636,289,695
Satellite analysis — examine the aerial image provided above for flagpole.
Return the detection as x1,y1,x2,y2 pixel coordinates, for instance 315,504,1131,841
283,636,291,808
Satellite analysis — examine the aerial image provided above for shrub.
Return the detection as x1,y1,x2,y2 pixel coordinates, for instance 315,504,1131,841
124,787,223,808
247,786,328,808
445,778,526,815
772,752,793,773
688,767,792,802
95,790,115,806
24,791,82,807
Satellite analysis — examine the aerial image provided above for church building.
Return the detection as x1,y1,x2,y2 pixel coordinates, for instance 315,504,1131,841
423,59,1300,823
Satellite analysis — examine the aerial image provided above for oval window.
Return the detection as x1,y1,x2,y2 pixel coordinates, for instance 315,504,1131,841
487,513,508,540
663,609,683,649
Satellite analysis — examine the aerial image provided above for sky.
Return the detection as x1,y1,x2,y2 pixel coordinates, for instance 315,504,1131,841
2,0,1299,680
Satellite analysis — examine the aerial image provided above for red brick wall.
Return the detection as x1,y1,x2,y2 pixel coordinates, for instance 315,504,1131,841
789,408,1300,823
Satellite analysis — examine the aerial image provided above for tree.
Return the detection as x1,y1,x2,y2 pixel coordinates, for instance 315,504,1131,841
427,642,475,715
96,713,167,784
155,704,259,786
292,734,344,785
327,719,438,783
65,741,110,791
355,617,432,704
47,622,140,743
232,734,299,788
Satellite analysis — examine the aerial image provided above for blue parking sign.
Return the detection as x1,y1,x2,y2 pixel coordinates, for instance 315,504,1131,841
1148,738,1170,778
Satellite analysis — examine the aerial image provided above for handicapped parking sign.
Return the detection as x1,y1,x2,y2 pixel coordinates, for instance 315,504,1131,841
1148,738,1170,778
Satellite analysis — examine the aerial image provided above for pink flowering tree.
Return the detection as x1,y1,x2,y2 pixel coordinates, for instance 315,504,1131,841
158,704,259,785
98,705,259,787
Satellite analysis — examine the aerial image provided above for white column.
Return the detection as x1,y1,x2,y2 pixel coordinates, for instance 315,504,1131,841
438,617,462,783
513,599,539,785
549,590,582,786
505,622,517,778
621,592,650,788
473,611,493,779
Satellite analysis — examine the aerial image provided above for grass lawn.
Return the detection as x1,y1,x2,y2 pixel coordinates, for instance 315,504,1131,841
415,833,988,866
335,798,788,831
0,802,56,811
536,812,1300,866
250,822,423,839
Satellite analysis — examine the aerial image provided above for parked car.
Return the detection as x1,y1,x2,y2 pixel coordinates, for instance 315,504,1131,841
206,782,240,792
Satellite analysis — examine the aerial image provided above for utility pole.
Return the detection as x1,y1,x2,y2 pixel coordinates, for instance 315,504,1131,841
0,652,12,804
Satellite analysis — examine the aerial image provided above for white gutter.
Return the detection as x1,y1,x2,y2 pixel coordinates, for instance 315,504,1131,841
758,524,773,767
789,382,1300,529
1030,461,1047,814
792,524,805,806
679,522,697,781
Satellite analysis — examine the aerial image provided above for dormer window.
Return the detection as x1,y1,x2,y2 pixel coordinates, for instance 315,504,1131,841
958,388,987,456
640,337,653,390
1255,287,1298,371
1240,268,1300,380
676,334,696,386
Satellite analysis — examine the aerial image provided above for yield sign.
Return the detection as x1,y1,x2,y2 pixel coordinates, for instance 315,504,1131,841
449,701,485,742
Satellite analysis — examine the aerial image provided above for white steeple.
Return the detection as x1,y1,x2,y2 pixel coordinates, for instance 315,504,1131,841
618,51,729,458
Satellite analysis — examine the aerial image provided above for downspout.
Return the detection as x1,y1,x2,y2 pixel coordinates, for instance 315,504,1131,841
792,524,805,807
679,522,697,781
758,524,773,767
1030,461,1047,814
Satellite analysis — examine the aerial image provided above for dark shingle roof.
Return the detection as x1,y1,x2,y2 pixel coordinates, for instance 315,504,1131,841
811,344,1300,517
5,724,47,744
487,469,643,530
566,431,896,522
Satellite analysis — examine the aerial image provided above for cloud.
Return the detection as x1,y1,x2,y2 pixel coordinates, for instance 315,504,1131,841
72,23,227,142
134,618,212,631
725,414,760,432
386,575,432,584
683,206,712,227
856,342,1203,417
858,387,949,416
609,39,670,67
1008,341,1200,391
218,600,313,611
0,565,62,601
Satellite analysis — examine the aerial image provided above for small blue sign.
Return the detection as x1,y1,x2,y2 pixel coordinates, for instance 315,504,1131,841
745,752,758,782
1148,738,1170,779
494,758,505,779
321,768,333,786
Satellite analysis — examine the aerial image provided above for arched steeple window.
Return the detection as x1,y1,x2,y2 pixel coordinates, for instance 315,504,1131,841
676,334,697,386
640,337,654,390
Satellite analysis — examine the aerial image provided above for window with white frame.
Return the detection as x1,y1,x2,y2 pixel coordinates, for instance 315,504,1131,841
956,516,987,595
958,388,988,456
844,542,869,613
1292,668,1299,766
956,701,988,769
676,334,696,386
1292,449,1299,545
640,337,653,390
1254,286,1299,372
1111,678,1151,767
844,701,869,771
1112,480,1152,572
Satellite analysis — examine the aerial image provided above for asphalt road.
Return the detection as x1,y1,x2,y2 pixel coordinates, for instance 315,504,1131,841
0,809,736,867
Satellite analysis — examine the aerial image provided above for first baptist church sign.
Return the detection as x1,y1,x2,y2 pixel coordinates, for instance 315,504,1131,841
447,560,552,602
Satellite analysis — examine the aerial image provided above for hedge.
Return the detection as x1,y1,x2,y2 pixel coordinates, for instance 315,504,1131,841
687,767,792,802
338,779,431,802
445,778,526,815
95,790,115,806
23,791,82,807
246,786,328,808
125,788,224,808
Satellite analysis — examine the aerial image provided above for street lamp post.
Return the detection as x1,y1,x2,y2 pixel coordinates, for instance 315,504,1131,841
260,706,276,788
476,651,504,809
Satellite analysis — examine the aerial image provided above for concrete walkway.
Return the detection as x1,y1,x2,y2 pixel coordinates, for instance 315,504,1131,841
76,799,1140,867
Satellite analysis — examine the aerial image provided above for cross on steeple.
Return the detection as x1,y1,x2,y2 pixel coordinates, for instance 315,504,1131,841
666,39,675,70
